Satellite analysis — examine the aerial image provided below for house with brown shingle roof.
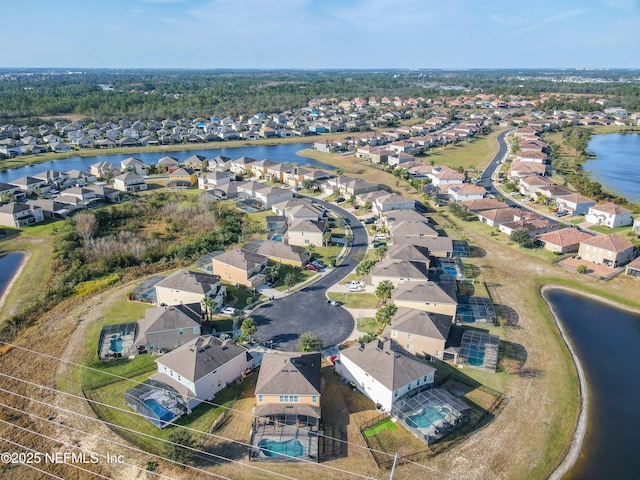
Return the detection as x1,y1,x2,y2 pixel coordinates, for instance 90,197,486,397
335,339,436,412
382,308,454,360
448,184,486,202
460,198,510,212
578,234,636,268
535,228,594,253
509,161,547,179
625,256,640,278
476,207,522,227
585,203,633,228
499,217,559,236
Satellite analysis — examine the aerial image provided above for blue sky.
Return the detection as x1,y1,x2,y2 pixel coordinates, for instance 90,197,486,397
4,0,639,69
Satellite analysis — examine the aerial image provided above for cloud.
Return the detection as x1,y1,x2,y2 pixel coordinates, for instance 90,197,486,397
510,8,590,36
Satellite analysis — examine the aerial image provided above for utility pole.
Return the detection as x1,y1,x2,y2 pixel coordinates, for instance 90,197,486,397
389,453,399,480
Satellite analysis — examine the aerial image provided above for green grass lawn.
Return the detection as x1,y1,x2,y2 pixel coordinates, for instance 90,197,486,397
314,245,344,265
590,224,633,235
356,317,381,335
270,265,316,291
425,129,507,171
223,283,264,308
327,292,379,309
363,418,397,438
209,318,234,332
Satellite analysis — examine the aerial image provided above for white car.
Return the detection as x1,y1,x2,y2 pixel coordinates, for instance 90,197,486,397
347,280,364,288
347,284,363,293
221,307,237,315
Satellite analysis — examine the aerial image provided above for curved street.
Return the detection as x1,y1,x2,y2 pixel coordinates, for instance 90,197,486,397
251,198,369,351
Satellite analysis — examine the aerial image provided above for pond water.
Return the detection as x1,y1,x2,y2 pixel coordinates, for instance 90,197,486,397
544,288,640,479
586,133,640,204
0,142,333,184
0,252,25,300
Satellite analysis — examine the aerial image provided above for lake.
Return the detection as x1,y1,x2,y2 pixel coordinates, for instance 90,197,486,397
0,142,330,184
544,288,640,480
586,133,640,204
0,253,25,301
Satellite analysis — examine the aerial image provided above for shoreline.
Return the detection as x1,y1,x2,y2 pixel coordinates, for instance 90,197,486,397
0,251,31,317
541,284,589,480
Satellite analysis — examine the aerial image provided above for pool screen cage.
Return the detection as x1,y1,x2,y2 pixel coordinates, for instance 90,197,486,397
437,257,465,279
124,379,187,429
249,413,319,462
97,322,138,360
391,387,471,445
196,251,224,272
457,296,497,325
130,276,165,302
459,330,500,372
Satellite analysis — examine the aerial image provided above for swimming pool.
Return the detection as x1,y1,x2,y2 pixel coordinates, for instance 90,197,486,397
407,407,445,429
443,266,458,276
258,438,304,457
466,344,485,366
109,336,123,353
271,234,283,242
144,398,174,424
457,305,475,323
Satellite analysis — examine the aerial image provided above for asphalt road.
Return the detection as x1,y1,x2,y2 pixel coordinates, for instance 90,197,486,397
251,198,369,352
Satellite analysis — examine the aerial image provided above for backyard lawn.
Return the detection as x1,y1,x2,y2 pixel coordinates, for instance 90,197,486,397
356,317,381,336
327,292,379,309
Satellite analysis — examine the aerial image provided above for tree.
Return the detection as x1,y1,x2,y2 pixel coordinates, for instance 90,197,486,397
356,259,377,276
75,212,98,244
322,230,331,247
511,228,534,248
201,296,214,322
510,137,520,154
305,243,316,257
374,280,394,304
268,262,282,283
165,430,196,466
577,264,588,274
375,304,398,325
285,272,296,291
374,244,387,260
241,317,257,342
302,179,317,191
298,332,323,352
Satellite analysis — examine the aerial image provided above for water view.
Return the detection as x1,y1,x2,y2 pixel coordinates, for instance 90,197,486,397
0,253,25,300
0,142,330,184
586,133,640,204
544,288,640,480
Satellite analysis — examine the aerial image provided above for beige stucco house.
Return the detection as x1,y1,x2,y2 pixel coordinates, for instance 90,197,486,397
154,269,226,310
578,234,636,268
383,307,454,360
211,249,269,287
391,281,458,316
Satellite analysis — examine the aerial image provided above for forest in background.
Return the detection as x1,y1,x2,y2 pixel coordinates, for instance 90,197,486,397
2,68,640,124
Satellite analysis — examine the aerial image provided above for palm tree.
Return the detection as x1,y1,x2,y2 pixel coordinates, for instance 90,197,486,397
201,296,215,321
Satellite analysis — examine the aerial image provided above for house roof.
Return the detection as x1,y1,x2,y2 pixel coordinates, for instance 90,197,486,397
135,304,202,346
157,156,179,166
556,193,596,205
370,259,429,280
389,220,439,237
536,228,593,247
254,403,321,419
580,233,635,252
391,236,454,253
388,307,453,341
170,168,196,177
213,249,268,271
589,202,632,215
288,219,326,233
459,198,510,212
155,269,220,295
340,339,435,391
387,244,431,264
157,336,249,383
121,157,144,166
383,209,429,224
477,207,521,223
450,184,486,195
255,352,321,396
0,202,31,214
255,240,310,264
392,281,457,305
625,256,640,270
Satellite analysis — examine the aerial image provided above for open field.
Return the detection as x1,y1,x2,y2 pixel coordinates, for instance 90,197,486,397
425,129,507,171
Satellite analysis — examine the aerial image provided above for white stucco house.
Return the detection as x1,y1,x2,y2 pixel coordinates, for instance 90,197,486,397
584,203,633,228
334,339,436,412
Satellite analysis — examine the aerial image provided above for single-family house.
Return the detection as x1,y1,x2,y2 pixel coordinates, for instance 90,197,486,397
499,217,559,236
578,234,636,268
518,176,553,197
90,161,119,179
0,202,45,228
556,193,596,215
134,304,203,353
476,207,521,227
211,249,269,287
386,244,431,269
392,236,454,257
183,154,207,170
388,220,439,241
155,269,226,310
625,256,640,278
26,199,82,219
120,157,146,175
149,336,252,411
382,307,454,360
168,168,198,188
584,203,633,228
460,198,510,212
372,194,415,215
335,339,436,412
9,176,50,195
113,172,147,192
369,259,430,288
253,186,294,208
448,184,486,202
391,281,458,316
509,161,547,179
254,240,311,267
286,219,326,247
229,156,258,175
199,171,233,190
253,351,321,433
157,156,180,172
535,228,593,254
0,182,24,202
429,166,465,186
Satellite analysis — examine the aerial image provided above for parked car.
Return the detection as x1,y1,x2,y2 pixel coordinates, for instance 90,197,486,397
373,241,387,248
221,307,237,315
347,284,363,293
347,280,364,288
373,234,388,241
335,197,345,203
364,217,375,224
311,260,325,269
305,263,319,272
327,299,340,307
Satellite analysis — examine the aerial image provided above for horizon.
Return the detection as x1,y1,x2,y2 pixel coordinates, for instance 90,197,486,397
4,0,640,70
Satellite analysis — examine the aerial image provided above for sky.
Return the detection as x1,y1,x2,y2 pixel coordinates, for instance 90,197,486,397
3,0,639,69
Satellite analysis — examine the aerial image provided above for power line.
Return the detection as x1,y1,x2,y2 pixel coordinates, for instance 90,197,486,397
0,428,112,480
0,401,220,480
0,339,455,478
0,386,293,480
0,372,376,480
0,435,66,480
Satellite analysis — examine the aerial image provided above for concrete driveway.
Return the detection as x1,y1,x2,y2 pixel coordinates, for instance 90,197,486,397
251,198,369,352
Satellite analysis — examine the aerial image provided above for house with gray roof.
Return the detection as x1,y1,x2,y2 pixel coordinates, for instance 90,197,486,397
135,304,203,353
254,240,310,267
211,249,269,287
0,202,44,228
113,172,147,192
120,157,146,175
335,339,436,412
392,281,458,317
382,308,454,360
150,336,252,410
286,219,326,247
369,259,430,288
155,269,225,310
